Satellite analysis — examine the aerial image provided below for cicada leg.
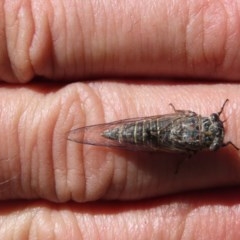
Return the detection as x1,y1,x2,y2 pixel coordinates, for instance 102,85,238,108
169,103,185,114
218,99,229,116
169,103,196,116
223,141,239,151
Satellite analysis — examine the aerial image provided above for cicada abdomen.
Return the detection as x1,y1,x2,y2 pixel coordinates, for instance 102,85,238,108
67,99,239,153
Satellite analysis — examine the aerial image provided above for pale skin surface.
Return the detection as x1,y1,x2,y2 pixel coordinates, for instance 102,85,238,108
1,0,240,239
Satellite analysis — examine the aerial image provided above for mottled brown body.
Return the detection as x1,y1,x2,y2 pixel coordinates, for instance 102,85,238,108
101,111,225,153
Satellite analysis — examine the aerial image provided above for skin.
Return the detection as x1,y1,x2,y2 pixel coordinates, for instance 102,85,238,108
1,0,240,239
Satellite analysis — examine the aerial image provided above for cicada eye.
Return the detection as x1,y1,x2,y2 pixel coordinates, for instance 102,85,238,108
210,113,220,121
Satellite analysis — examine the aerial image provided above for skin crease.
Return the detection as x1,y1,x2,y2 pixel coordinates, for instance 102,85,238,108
1,0,240,239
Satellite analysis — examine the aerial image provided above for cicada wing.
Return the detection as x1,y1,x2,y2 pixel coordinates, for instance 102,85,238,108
67,123,113,146
67,112,192,152
67,124,148,151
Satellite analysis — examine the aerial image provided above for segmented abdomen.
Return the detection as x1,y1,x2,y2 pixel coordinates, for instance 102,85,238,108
102,118,170,147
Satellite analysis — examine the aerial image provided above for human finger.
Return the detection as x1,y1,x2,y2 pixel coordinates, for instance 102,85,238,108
1,0,240,82
1,188,240,239
0,81,239,202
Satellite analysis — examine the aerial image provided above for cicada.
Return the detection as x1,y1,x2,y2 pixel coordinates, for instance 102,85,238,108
67,99,239,154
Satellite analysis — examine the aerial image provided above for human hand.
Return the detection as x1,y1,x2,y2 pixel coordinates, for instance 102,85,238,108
1,0,240,239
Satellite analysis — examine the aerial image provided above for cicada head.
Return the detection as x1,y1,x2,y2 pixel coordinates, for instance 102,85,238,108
208,113,225,151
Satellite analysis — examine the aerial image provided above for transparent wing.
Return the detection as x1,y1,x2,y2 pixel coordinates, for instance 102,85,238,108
67,113,192,152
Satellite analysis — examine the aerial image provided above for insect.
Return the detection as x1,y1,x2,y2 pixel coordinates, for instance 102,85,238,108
67,99,239,154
